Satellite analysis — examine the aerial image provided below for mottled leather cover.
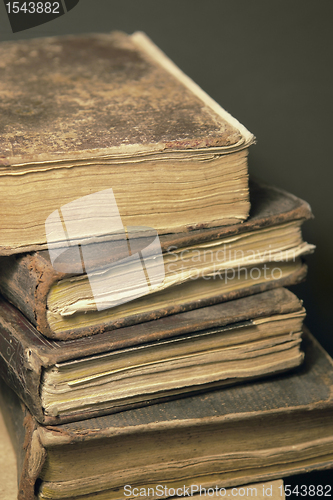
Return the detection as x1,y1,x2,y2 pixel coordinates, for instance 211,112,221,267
0,31,252,166
0,288,303,424
0,31,256,257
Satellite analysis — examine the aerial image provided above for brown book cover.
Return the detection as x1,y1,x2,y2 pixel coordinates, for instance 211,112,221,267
0,180,313,340
0,329,332,500
0,31,254,255
0,288,305,425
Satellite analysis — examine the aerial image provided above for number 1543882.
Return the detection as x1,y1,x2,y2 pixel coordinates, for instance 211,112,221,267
5,2,60,14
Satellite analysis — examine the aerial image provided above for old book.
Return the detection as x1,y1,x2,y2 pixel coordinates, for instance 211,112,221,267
0,408,17,500
0,288,305,424
0,329,332,500
0,31,254,256
0,407,287,500
0,180,314,340
0,408,287,500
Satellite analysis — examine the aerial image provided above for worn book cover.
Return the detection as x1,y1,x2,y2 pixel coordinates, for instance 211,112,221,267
0,288,305,425
0,180,314,340
0,407,287,500
0,31,254,254
0,329,332,500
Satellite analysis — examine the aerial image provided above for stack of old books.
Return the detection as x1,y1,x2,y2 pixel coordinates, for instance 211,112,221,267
0,32,332,500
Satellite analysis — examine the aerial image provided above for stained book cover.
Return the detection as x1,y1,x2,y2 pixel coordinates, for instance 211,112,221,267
0,31,253,165
0,180,313,340
0,330,332,500
0,31,254,254
0,288,305,425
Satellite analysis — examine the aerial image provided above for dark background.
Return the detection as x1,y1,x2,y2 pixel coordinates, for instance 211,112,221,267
0,0,332,492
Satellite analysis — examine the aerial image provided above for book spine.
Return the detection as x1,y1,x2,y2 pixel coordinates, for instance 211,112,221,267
0,253,58,337
0,312,45,422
